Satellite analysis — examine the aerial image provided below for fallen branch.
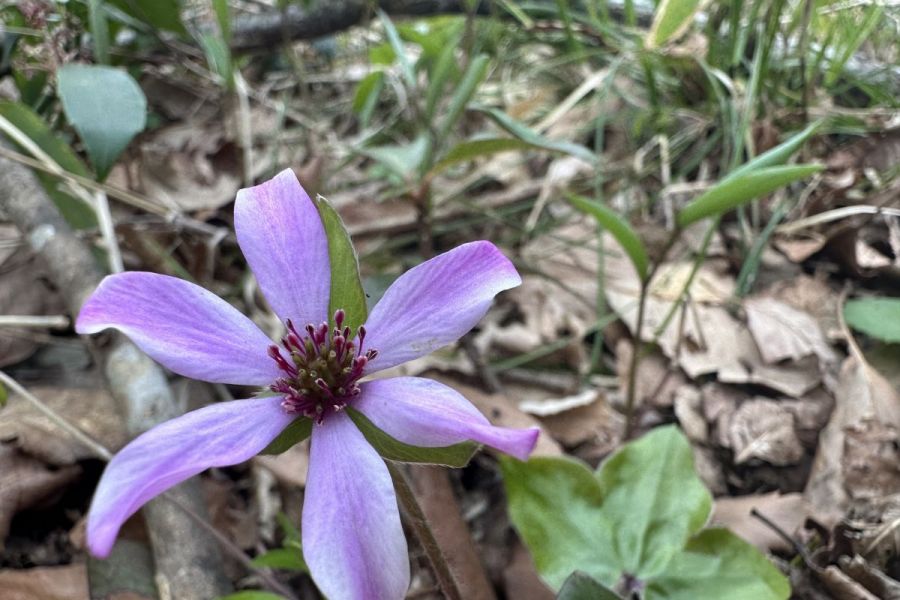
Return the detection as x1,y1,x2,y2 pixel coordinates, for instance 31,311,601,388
228,0,898,92
230,0,483,52
0,141,231,599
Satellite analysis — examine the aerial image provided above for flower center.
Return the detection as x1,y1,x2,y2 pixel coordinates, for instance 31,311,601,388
268,309,377,423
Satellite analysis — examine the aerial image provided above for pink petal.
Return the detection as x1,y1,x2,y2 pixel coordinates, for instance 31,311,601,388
234,169,330,326
363,242,520,372
76,272,279,386
355,378,539,461
87,397,294,557
303,411,409,600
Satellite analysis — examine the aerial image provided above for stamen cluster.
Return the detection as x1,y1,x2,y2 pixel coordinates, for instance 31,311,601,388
269,309,377,423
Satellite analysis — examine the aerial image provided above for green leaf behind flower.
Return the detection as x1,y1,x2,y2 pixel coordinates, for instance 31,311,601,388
315,194,368,333
259,418,312,455
347,407,478,467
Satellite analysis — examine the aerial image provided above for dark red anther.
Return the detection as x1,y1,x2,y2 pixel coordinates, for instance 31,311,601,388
268,345,297,376
269,312,377,423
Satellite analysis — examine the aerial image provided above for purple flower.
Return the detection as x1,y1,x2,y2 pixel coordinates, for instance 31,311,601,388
76,169,539,599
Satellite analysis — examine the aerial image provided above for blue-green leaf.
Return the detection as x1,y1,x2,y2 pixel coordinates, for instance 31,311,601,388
57,64,147,180
844,298,900,343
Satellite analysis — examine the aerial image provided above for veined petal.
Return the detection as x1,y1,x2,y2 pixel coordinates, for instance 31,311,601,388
76,272,279,386
234,169,330,327
303,411,409,600
363,242,520,372
355,378,539,461
87,397,294,557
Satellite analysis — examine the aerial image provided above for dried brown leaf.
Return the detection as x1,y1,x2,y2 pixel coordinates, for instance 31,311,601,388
0,564,89,600
0,445,80,545
745,297,838,365
727,398,805,466
0,385,125,465
712,492,811,552
806,356,900,524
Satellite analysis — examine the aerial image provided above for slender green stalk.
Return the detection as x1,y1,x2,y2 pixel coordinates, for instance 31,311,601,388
624,280,648,440
623,229,680,438
387,462,463,600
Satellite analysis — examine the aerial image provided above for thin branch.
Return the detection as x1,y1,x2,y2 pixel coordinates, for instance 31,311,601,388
0,370,113,461
0,370,298,600
0,315,70,328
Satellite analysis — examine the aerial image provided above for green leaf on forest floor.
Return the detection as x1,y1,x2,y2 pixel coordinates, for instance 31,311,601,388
0,100,96,229
57,64,147,180
557,572,623,600
0,381,7,408
844,297,900,343
502,425,790,599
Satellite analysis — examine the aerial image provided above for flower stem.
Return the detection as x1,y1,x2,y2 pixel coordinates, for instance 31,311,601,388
387,462,462,600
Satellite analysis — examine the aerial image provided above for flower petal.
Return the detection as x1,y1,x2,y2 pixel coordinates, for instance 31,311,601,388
234,169,330,326
87,397,294,557
303,411,409,600
363,241,520,372
76,272,279,386
355,377,539,461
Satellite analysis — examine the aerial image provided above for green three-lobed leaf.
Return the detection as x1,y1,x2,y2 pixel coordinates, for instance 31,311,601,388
502,426,790,599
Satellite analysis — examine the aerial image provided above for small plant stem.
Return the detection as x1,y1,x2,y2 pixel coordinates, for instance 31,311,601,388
0,370,298,599
386,462,462,600
623,229,680,438
623,281,648,440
